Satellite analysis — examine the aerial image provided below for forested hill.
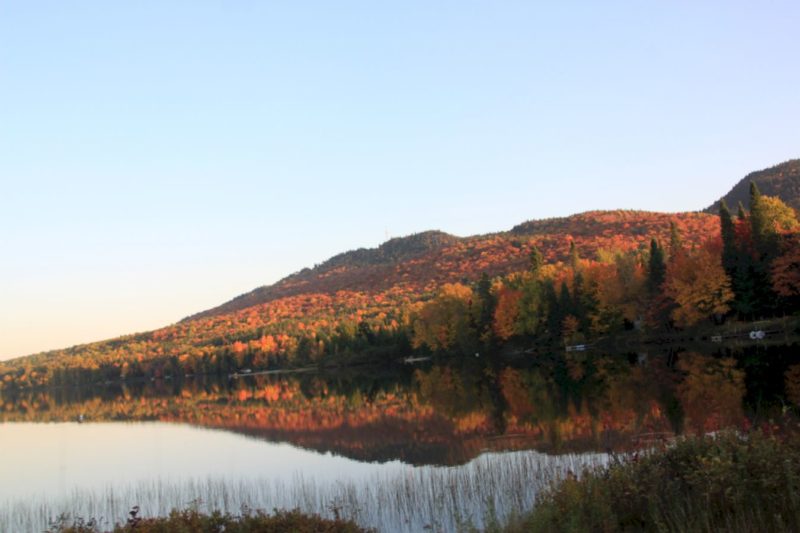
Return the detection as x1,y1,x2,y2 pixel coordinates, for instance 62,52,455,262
184,211,717,322
183,230,462,321
0,207,720,389
706,159,800,214
6,158,800,392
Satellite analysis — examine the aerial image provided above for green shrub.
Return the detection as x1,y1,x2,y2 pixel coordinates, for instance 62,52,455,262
508,431,800,532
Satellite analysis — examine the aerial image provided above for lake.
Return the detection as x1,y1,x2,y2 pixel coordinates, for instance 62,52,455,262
0,345,796,532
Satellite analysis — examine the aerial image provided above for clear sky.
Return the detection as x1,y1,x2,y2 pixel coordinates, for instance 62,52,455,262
1,1,798,360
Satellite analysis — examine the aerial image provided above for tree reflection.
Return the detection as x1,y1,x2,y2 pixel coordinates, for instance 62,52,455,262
1,346,789,465
677,352,745,434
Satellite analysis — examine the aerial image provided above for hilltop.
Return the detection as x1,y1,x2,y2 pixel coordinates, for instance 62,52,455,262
706,159,800,214
183,230,461,321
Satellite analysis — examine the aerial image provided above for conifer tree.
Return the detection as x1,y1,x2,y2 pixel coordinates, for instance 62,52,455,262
648,239,666,295
529,245,544,274
569,241,581,271
719,200,738,277
559,280,572,319
737,201,748,221
750,182,770,256
669,221,683,259
543,279,561,337
475,272,496,343
747,181,779,315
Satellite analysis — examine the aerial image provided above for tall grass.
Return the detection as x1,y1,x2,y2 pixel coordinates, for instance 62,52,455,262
0,450,606,533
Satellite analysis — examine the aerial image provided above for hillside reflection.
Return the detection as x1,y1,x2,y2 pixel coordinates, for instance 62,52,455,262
2,346,796,465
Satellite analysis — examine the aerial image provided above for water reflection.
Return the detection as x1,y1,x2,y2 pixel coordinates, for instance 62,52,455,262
1,346,796,466
0,424,605,533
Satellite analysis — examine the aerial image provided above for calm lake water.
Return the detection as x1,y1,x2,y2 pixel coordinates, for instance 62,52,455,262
1,345,797,532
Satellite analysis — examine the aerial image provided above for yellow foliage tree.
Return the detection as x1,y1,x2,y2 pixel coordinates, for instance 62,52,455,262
412,283,477,352
760,195,799,233
664,243,733,327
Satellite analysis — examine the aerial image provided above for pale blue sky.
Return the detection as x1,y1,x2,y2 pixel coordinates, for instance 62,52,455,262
1,1,798,359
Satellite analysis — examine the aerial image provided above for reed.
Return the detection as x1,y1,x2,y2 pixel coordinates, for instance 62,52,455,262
0,450,605,533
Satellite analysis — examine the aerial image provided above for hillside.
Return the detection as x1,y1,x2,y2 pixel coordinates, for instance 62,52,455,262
706,159,800,214
184,230,462,321
187,210,716,322
10,154,800,389
0,208,719,389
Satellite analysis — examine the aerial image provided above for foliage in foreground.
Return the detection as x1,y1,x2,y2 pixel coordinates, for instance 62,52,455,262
51,508,371,533
507,430,800,533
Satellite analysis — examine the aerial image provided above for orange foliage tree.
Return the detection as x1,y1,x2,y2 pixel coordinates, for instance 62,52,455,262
493,287,522,341
772,238,800,297
664,242,734,327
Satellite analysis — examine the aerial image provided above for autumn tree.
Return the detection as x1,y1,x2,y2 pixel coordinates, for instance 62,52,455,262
612,250,648,325
664,241,734,327
760,196,800,233
747,185,796,314
771,237,800,311
749,181,771,256
511,273,545,338
583,261,625,334
493,286,523,341
411,283,478,354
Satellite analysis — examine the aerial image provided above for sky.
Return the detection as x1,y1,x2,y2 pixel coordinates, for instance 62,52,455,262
1,1,798,360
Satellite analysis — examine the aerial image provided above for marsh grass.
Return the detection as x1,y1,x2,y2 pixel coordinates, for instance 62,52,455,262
49,507,370,533
0,450,605,533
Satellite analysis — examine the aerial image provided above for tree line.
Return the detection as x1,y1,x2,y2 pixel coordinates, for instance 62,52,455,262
410,182,800,354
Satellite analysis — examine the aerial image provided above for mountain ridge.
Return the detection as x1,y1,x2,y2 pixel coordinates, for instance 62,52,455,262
705,159,800,214
184,209,717,323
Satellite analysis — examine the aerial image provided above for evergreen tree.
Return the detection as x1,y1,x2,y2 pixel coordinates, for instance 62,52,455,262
719,199,751,317
747,181,779,315
577,272,600,334
529,245,544,274
648,239,666,295
737,201,748,222
559,280,572,318
733,263,758,318
569,241,581,271
749,181,768,253
669,221,683,259
517,275,545,336
475,272,496,344
719,200,737,276
543,279,561,337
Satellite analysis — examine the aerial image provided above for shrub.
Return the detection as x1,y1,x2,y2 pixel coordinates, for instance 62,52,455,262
53,508,371,533
508,431,800,532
